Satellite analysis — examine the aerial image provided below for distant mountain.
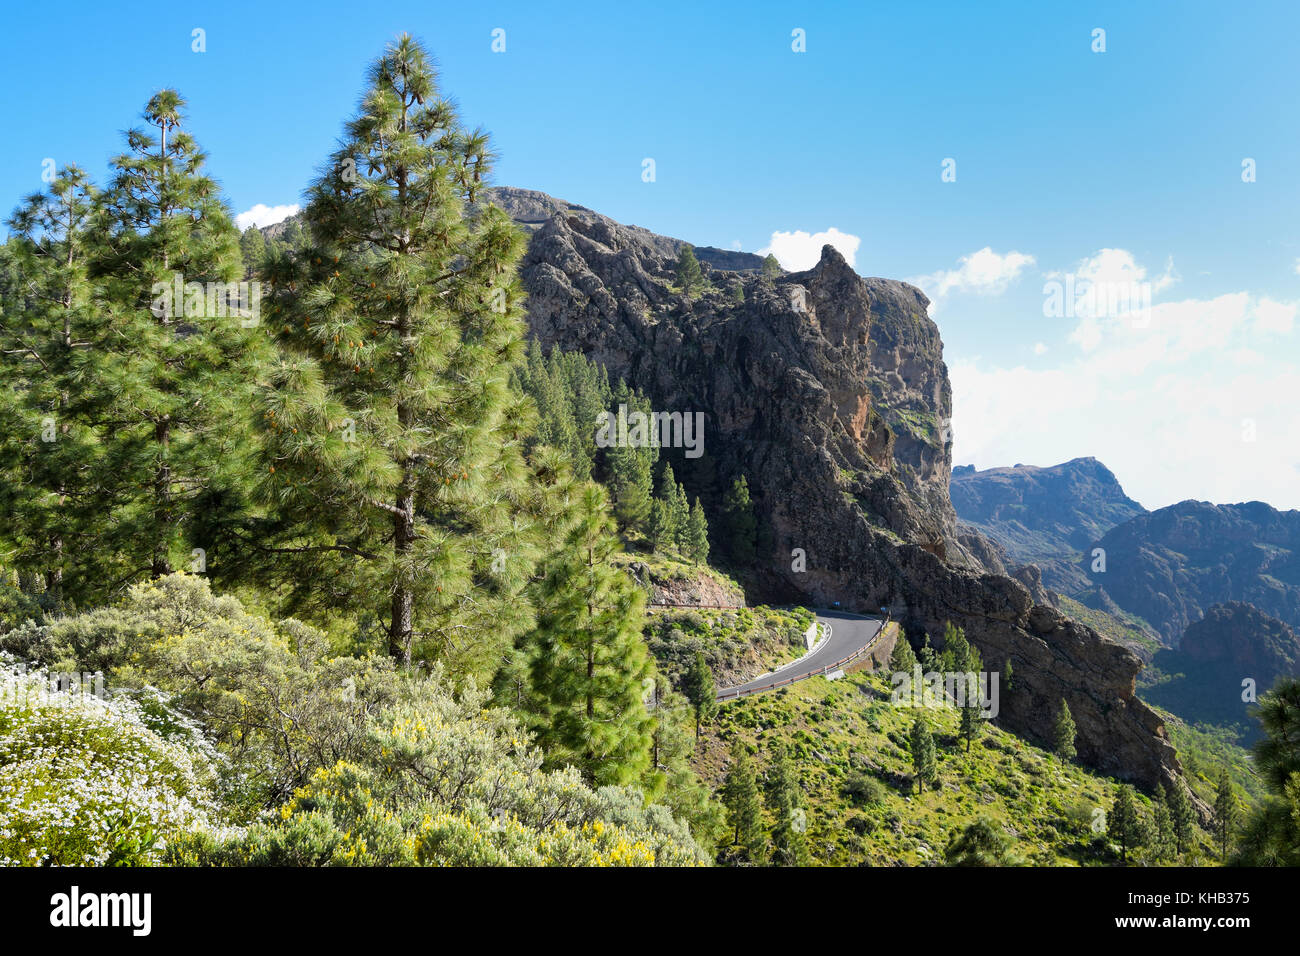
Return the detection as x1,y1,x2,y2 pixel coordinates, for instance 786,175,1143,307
1143,602,1300,738
1089,499,1300,645
950,457,1146,594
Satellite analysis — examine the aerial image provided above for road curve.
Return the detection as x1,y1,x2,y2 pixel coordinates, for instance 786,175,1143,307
716,608,885,701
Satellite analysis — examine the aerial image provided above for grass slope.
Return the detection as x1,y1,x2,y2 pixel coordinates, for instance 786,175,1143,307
692,669,1223,866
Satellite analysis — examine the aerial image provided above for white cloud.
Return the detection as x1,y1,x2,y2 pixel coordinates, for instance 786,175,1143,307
235,203,300,231
758,227,861,271
1255,296,1296,334
910,247,1036,312
1293,257,1300,276
951,289,1300,510
1032,342,1048,355
1052,248,1178,295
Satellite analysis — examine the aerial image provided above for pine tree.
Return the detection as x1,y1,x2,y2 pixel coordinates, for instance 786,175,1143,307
761,253,782,279
84,90,261,586
722,739,765,862
682,651,717,738
646,498,673,553
722,475,758,564
239,226,265,279
910,714,938,793
889,633,917,673
646,686,725,853
917,632,938,673
958,648,984,753
252,37,535,669
1003,658,1014,693
1252,677,1300,793
0,166,101,604
668,472,691,553
674,243,705,296
1232,679,1300,865
1167,780,1195,857
765,741,809,866
1053,698,1077,761
940,620,972,673
1150,787,1175,861
525,483,654,786
1213,768,1239,862
685,497,709,563
605,384,655,532
1108,784,1144,863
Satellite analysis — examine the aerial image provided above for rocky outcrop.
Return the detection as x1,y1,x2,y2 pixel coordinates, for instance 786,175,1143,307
503,186,1185,795
1182,601,1299,680
623,561,745,609
1145,602,1300,739
951,458,1146,594
1089,500,1300,644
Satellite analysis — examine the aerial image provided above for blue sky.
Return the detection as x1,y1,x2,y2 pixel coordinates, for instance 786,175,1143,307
3,0,1299,509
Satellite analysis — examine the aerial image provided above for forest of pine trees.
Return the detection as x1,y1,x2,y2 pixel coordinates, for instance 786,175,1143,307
0,35,724,866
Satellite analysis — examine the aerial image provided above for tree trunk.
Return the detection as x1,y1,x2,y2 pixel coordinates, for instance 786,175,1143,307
388,488,415,664
45,536,62,603
152,417,172,577
388,285,415,664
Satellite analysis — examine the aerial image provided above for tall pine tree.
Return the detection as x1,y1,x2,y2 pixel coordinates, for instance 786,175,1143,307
910,714,938,794
85,90,260,586
722,739,765,862
253,37,535,669
766,741,809,866
0,166,101,604
524,483,654,786
1213,768,1238,862
1053,698,1077,761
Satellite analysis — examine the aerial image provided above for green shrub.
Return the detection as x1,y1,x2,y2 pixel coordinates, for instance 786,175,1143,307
844,772,887,806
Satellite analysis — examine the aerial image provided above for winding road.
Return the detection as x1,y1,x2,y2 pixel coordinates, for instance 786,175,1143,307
716,608,886,702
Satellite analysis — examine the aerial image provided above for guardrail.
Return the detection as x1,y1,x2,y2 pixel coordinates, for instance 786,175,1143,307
646,602,746,611
715,623,885,702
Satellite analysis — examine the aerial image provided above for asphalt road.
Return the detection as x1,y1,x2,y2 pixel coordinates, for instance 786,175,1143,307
716,608,886,701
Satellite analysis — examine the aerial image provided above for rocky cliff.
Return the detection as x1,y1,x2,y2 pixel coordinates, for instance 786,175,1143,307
494,186,1186,795
951,458,1146,594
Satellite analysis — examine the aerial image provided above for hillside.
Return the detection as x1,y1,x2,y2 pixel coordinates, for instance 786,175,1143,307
692,668,1222,866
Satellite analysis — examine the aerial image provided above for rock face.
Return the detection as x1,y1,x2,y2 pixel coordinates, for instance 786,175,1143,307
1145,602,1300,738
951,458,1146,594
1181,602,1299,679
1089,500,1300,645
501,186,1185,794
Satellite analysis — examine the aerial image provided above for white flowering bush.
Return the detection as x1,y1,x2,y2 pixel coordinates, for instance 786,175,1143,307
0,661,228,866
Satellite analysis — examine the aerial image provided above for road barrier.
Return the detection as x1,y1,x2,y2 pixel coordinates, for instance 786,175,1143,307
646,602,745,611
715,625,883,702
